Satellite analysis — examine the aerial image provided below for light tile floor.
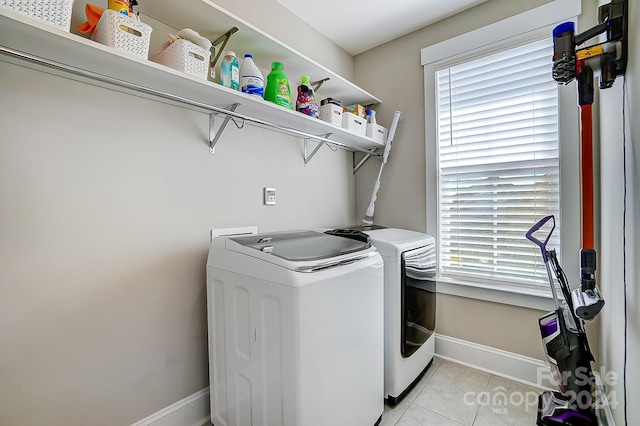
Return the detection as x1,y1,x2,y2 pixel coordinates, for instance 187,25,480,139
381,357,541,426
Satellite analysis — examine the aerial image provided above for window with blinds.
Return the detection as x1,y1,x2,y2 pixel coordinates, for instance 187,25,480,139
435,38,559,286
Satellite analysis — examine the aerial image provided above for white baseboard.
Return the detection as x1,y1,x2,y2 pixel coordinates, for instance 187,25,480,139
435,333,554,389
130,387,210,426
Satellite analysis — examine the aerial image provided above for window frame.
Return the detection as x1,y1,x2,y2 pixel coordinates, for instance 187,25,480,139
421,0,582,310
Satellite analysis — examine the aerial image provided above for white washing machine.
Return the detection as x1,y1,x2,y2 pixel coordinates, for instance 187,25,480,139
362,227,436,405
206,230,384,426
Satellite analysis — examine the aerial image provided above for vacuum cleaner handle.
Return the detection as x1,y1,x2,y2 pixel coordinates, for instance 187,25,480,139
526,215,555,261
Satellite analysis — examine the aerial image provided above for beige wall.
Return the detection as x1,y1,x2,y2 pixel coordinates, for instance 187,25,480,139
436,295,546,358
0,1,356,423
353,0,554,360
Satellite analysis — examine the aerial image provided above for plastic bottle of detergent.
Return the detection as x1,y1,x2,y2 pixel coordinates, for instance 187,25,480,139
239,54,264,98
264,62,294,110
220,51,240,91
296,75,319,118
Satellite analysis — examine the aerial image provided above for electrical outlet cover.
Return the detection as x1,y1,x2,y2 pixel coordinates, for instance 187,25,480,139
264,187,276,205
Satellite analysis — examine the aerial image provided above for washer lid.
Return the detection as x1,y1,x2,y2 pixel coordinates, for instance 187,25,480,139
229,230,371,262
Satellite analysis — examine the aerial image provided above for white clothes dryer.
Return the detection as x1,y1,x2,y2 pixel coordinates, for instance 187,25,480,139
206,230,384,426
361,227,436,405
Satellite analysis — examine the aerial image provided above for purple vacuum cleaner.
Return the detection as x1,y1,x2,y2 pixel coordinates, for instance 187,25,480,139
526,216,598,425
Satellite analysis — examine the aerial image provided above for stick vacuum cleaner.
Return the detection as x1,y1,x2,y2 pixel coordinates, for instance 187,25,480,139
526,1,628,424
552,0,627,323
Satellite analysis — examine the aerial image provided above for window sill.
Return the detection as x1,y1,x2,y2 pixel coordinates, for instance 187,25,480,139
436,276,557,311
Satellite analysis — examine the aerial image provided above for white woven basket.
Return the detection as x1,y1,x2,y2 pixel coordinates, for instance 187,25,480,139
152,39,211,80
341,111,366,136
1,0,74,31
319,103,342,127
91,9,152,59
366,123,388,143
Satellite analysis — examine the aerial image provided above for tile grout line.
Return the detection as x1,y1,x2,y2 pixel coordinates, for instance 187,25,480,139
470,373,494,426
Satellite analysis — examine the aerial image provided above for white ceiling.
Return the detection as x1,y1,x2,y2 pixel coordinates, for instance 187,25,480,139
274,0,488,55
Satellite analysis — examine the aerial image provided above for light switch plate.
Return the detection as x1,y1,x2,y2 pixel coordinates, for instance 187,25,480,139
264,187,276,205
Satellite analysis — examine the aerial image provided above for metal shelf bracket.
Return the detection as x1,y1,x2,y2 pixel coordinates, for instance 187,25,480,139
304,133,333,165
210,102,240,153
311,77,330,93
210,27,239,75
352,150,379,174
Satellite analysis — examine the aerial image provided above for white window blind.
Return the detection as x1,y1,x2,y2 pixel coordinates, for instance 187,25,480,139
436,38,560,286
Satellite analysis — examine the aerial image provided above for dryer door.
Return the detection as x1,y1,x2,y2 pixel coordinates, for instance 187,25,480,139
401,244,436,357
